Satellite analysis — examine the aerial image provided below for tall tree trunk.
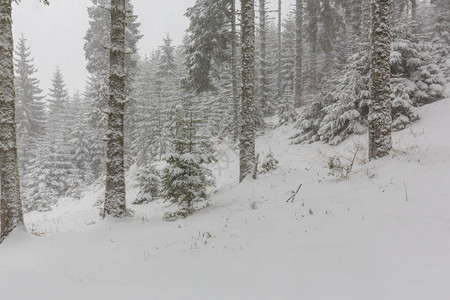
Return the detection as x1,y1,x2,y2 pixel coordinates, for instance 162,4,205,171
259,0,268,115
294,0,303,106
239,0,256,183
411,0,417,20
104,0,127,216
231,0,239,142
307,0,318,95
353,0,362,52
277,0,282,99
0,1,24,242
369,0,392,160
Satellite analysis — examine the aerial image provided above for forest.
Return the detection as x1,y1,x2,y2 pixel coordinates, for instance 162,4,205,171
0,0,449,298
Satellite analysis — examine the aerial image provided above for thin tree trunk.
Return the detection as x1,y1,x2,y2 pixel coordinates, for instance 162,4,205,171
104,0,127,217
239,0,256,183
353,0,362,53
259,0,268,115
277,0,282,99
369,0,392,160
0,1,24,242
231,0,239,142
307,0,318,94
411,0,417,20
294,0,303,106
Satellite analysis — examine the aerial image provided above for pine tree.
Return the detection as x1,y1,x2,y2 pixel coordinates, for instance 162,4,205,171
369,0,392,159
0,0,24,241
162,105,215,209
104,0,127,217
239,0,257,182
14,34,46,179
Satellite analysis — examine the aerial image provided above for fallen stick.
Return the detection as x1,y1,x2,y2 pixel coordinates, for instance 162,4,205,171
286,184,303,203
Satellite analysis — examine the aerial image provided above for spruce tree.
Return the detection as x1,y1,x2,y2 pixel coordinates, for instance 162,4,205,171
47,67,78,196
14,34,46,175
239,0,257,183
183,0,232,93
104,0,127,217
162,105,215,209
294,0,303,106
369,0,392,159
0,0,24,241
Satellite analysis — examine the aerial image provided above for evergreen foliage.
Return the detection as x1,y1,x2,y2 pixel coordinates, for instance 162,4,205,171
162,105,216,208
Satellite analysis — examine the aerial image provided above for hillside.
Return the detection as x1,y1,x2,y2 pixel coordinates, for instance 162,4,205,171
1,95,450,300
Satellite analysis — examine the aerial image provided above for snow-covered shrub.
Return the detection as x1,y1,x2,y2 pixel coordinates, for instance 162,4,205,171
133,164,161,205
259,151,279,174
277,90,297,125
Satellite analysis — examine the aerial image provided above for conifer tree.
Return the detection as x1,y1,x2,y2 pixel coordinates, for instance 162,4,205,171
294,0,303,106
14,34,46,174
239,0,257,182
369,0,392,159
0,0,24,241
104,0,127,217
46,67,79,196
162,105,215,209
184,0,232,93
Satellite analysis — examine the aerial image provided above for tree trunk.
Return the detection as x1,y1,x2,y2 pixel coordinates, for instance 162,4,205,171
104,0,127,217
231,0,239,142
307,0,318,94
411,0,417,20
0,1,24,242
294,0,303,106
239,0,256,183
277,0,282,99
369,0,392,160
353,0,362,52
259,0,269,115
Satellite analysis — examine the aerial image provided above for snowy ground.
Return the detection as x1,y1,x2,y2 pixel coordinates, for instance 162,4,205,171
1,97,450,299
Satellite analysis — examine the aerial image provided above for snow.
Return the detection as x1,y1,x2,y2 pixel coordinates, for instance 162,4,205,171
2,97,450,299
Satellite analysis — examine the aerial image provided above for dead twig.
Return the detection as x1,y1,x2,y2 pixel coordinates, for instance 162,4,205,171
404,181,408,201
286,184,303,203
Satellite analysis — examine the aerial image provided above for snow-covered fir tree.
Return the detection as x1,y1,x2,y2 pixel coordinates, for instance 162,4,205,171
46,67,79,197
162,105,216,209
14,34,46,176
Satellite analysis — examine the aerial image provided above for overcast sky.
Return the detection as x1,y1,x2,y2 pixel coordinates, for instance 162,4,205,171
12,0,294,96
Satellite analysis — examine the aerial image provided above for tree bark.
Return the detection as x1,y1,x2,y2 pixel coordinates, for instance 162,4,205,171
231,0,239,142
239,0,256,183
294,0,303,106
0,1,24,242
277,0,282,99
259,0,269,115
104,0,127,217
369,0,392,160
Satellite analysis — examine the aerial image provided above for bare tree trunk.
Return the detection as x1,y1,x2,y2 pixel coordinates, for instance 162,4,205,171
411,0,417,20
294,0,303,106
231,0,239,142
353,0,362,52
0,1,24,242
104,0,127,217
307,0,318,94
239,0,256,183
259,0,269,115
369,0,392,160
277,0,282,99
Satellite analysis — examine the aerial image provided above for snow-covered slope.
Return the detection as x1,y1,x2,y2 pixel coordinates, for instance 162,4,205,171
1,98,450,300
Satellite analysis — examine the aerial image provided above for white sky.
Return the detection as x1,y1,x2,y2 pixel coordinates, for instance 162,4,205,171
12,0,294,95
